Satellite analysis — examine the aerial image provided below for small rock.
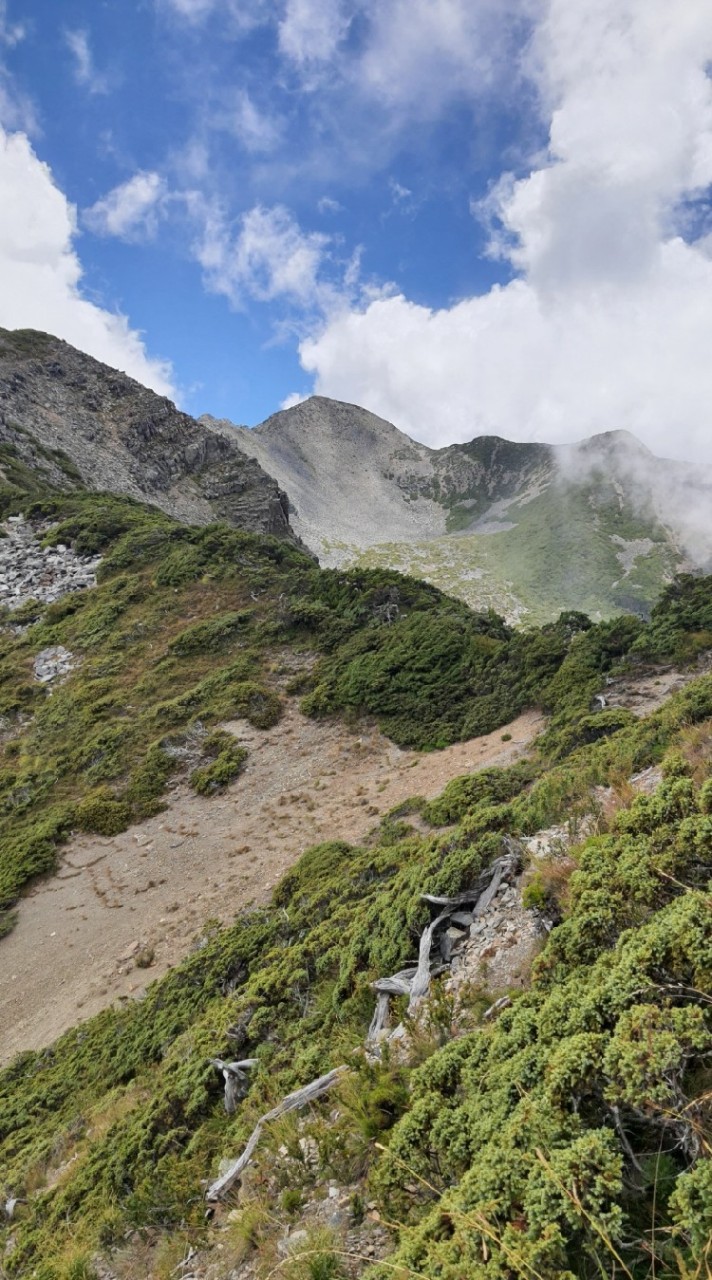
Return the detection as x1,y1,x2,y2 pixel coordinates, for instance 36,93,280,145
277,1229,309,1258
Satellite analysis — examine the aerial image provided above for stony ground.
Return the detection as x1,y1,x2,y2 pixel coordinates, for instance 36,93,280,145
0,515,100,610
0,702,543,1064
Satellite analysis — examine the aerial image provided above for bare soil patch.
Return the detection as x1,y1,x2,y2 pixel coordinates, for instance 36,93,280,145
0,703,543,1063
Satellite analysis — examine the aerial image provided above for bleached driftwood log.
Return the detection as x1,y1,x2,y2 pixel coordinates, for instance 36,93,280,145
483,995,511,1021
205,1065,349,1201
366,846,521,1052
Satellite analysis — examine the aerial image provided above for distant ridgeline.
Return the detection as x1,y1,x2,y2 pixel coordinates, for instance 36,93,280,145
2,326,712,627
213,395,712,624
0,435,712,1276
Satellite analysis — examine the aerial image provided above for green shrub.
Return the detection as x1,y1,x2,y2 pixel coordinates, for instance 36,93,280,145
74,789,131,836
169,610,252,657
190,733,248,795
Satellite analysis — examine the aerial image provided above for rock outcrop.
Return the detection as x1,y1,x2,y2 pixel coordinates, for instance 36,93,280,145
0,329,295,541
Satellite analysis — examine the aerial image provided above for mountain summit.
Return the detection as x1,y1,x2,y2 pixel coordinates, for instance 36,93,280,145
207,397,712,622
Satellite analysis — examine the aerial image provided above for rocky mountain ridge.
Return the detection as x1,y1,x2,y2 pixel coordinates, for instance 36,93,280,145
0,328,295,542
3,327,712,623
208,398,712,621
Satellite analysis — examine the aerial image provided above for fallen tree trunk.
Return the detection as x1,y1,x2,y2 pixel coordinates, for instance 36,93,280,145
205,1065,349,1201
407,910,450,1010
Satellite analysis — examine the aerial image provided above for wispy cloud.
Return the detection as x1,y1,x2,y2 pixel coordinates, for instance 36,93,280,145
0,0,36,133
85,171,168,241
159,0,268,31
213,89,283,153
65,28,111,95
155,0,536,182
0,0,24,47
194,201,359,318
317,196,343,215
277,0,351,69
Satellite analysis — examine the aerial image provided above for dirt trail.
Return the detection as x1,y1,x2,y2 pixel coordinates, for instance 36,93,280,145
0,703,543,1064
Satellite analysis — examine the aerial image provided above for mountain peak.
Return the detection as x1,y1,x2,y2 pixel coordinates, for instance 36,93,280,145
254,394,429,456
568,428,654,458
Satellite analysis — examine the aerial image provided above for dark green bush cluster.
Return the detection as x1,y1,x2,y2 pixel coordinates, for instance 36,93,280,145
632,571,712,662
371,764,712,1279
190,731,248,795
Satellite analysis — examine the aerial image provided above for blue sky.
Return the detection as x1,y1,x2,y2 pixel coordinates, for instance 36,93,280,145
2,1,712,460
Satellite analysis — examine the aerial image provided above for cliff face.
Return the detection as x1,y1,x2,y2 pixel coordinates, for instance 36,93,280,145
0,329,294,540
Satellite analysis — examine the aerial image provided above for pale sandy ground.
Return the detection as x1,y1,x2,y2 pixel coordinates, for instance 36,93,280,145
0,703,543,1064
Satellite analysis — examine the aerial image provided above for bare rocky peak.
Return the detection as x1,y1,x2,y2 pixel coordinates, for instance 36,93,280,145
203,396,712,618
203,396,446,554
0,328,295,541
203,397,558,559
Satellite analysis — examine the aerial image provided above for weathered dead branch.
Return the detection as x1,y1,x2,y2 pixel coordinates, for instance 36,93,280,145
205,1065,349,1201
366,845,521,1052
210,1057,259,1115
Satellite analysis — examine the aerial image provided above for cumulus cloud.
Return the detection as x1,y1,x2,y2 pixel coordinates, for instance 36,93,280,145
298,0,712,464
65,29,111,95
0,128,175,396
85,171,167,241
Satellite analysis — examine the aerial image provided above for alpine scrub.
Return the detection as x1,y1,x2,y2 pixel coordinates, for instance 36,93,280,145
1,462,712,1278
1,667,711,1276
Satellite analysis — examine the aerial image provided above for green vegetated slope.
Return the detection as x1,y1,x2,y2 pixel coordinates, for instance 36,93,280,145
0,447,711,1278
1,465,682,933
358,474,682,625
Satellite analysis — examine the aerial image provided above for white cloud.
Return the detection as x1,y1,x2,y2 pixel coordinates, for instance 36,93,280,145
278,0,350,67
85,171,167,241
0,128,175,396
218,89,282,153
0,1,24,48
280,390,307,409
317,196,343,215
196,202,347,313
65,29,110,95
298,0,712,464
